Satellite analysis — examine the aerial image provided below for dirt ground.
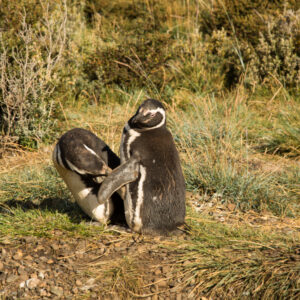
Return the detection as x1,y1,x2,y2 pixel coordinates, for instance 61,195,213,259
0,229,195,300
1,199,299,300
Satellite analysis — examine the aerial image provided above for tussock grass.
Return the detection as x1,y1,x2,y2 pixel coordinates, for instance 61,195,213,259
168,93,300,216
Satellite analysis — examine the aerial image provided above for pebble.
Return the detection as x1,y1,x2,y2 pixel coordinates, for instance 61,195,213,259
51,244,60,251
38,271,45,280
26,278,41,289
47,259,54,264
24,255,33,261
13,250,23,260
6,274,18,283
39,289,48,297
17,266,26,275
154,268,161,275
50,285,64,297
76,279,82,286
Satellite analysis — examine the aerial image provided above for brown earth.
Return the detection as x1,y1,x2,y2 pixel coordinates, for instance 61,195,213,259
1,198,299,300
0,230,195,300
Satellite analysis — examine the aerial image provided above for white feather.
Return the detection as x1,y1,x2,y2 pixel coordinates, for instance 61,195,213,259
133,165,146,232
83,144,99,158
65,158,86,175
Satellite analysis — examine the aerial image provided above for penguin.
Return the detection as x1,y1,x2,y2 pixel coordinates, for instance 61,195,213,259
52,128,125,224
98,99,186,234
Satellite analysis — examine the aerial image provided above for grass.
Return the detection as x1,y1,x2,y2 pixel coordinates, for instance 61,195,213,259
0,94,299,298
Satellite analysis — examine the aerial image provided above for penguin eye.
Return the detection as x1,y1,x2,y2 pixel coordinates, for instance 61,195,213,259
146,112,155,118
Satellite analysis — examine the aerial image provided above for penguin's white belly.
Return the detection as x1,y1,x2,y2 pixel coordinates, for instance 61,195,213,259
54,163,111,223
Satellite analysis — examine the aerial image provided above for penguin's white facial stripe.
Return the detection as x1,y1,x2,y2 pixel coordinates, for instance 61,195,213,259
65,158,87,175
134,107,166,131
133,165,146,232
83,144,99,158
149,107,166,129
56,145,64,167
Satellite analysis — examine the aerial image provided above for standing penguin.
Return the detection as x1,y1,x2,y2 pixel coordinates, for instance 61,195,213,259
98,99,186,234
52,128,125,224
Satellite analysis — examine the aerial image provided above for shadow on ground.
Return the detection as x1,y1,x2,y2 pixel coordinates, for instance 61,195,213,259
1,193,127,227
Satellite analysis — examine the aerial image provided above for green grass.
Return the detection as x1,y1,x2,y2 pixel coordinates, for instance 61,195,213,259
169,94,300,216
0,164,108,240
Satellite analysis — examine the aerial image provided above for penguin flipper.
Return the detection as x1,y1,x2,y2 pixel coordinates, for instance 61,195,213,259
97,156,140,204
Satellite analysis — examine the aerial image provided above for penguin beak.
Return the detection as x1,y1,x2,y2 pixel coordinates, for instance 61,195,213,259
131,109,147,125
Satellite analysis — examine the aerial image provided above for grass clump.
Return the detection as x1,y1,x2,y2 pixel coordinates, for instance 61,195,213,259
169,94,300,216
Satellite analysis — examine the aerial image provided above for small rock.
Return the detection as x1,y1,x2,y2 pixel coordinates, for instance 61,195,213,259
50,286,64,297
75,279,82,286
39,289,48,297
6,274,18,283
19,281,26,288
227,203,236,211
1,248,7,257
47,259,54,264
38,271,45,280
13,250,23,260
154,268,161,275
17,266,26,275
26,277,41,289
86,278,95,285
30,273,38,279
24,255,33,261
51,244,60,251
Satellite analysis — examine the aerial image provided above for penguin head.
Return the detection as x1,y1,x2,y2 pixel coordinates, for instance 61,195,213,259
128,99,166,131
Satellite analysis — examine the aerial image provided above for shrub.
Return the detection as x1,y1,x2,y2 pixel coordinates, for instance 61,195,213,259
199,0,300,89
0,1,67,149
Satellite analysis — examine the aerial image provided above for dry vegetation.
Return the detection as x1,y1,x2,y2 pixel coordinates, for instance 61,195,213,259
0,0,299,299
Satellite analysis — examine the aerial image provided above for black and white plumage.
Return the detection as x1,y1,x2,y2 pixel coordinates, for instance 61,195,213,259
98,99,186,234
52,128,124,224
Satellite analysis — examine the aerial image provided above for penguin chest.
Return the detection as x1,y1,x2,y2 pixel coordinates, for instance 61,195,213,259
54,162,112,223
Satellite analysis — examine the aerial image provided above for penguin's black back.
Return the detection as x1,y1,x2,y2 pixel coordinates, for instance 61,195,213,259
58,128,120,173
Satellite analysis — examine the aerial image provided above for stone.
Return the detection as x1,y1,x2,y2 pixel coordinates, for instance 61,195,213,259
6,274,18,283
50,286,64,297
13,250,23,260
26,278,41,289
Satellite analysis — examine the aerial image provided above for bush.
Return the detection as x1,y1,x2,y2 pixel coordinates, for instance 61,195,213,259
199,0,300,89
0,0,67,149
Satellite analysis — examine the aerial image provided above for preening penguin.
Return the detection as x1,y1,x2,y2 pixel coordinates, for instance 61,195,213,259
52,128,124,224
98,99,186,234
